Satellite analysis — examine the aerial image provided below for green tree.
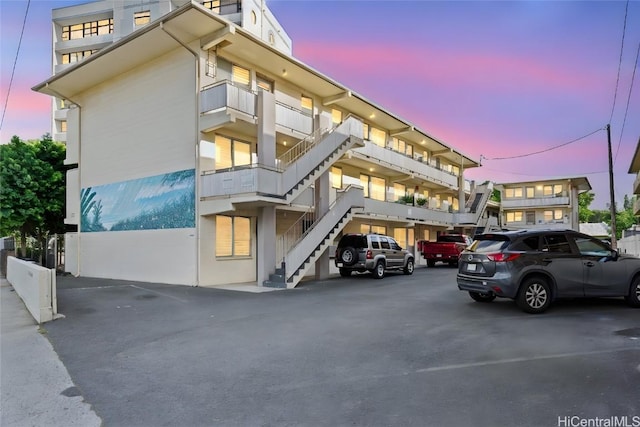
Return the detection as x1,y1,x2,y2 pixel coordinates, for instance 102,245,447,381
0,135,66,260
578,192,594,223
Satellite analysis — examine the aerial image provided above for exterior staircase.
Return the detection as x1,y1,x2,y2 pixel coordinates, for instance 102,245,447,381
264,185,364,288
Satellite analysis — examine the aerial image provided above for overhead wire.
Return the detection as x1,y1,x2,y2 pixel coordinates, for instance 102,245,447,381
613,41,640,166
608,0,629,125
0,0,31,132
480,127,604,161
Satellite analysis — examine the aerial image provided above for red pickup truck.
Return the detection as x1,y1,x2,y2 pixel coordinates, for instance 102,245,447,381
418,234,472,267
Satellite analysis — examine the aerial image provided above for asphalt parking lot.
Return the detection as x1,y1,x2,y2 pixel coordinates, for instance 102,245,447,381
45,266,640,427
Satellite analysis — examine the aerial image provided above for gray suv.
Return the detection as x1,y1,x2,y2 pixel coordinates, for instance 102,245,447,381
335,233,414,279
457,229,640,313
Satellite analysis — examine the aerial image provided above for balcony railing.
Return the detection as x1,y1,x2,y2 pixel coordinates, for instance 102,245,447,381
275,101,313,135
200,81,256,117
363,198,453,225
351,143,459,189
501,196,570,209
633,173,640,194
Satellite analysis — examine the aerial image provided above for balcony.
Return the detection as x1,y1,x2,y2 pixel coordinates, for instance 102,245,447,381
200,81,257,128
351,143,459,189
501,196,570,209
275,101,313,135
633,173,640,194
201,164,281,198
634,197,640,216
362,198,453,225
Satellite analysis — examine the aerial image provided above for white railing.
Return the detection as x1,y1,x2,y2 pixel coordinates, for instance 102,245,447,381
277,127,331,169
275,101,313,134
200,81,256,116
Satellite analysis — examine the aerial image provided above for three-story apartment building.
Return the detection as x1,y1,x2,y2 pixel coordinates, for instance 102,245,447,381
35,1,482,288
498,177,591,231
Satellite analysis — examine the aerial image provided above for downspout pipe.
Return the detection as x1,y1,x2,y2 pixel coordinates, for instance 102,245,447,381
160,21,201,287
46,83,82,276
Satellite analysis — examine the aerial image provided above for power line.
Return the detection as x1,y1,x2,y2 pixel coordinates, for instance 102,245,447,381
614,41,640,166
608,0,629,124
480,127,604,161
0,0,31,132
478,165,607,177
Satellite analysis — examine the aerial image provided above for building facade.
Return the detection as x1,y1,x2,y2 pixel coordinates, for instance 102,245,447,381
36,1,485,288
618,138,640,256
497,177,591,231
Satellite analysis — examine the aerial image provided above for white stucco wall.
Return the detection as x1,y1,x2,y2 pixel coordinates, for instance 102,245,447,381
75,47,197,285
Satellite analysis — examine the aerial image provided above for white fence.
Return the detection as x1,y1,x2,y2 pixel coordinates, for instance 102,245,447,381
6,257,57,323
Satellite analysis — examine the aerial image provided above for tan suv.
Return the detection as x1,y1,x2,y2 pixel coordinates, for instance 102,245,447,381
335,233,415,279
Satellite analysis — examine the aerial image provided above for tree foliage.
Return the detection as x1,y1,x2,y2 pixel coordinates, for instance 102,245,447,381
582,193,638,240
0,135,66,257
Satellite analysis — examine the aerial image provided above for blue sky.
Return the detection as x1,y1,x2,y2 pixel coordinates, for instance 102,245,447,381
1,0,639,210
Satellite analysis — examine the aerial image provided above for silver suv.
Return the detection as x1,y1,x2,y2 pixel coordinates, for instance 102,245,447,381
335,233,414,279
457,229,640,314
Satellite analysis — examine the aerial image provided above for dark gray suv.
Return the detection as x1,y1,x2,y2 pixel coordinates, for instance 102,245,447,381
335,233,414,279
457,229,640,313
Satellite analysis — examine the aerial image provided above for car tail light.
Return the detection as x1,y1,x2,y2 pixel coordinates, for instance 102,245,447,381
486,253,520,262
366,250,373,259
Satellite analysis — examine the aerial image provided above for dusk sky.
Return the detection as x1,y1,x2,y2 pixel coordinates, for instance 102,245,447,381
1,0,639,210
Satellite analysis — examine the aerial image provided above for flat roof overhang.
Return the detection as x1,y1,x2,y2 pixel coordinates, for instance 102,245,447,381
628,138,640,173
34,1,478,169
497,176,592,193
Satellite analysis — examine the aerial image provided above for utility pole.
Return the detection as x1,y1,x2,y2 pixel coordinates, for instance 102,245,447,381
607,124,617,249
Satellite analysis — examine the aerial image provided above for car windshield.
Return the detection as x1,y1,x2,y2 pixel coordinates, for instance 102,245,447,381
339,235,367,248
468,235,510,253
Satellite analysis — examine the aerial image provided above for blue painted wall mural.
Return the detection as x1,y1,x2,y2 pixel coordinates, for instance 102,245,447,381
81,169,195,232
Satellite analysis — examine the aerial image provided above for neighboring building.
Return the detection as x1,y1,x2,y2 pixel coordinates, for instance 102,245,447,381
35,2,483,288
50,0,292,143
629,138,640,217
619,138,640,256
579,222,610,240
497,177,591,231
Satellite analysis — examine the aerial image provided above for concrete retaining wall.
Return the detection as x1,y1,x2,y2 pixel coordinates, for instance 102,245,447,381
6,257,57,323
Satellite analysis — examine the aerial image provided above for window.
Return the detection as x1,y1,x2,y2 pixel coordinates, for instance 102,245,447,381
360,174,385,201
369,127,386,148
206,50,216,77
423,229,430,241
544,210,564,222
216,216,251,257
203,0,242,14
134,11,151,26
543,184,563,197
256,74,273,92
62,19,113,41
393,183,406,200
542,234,572,254
330,167,342,189
392,137,405,153
215,135,251,170
60,121,67,132
506,211,523,222
573,236,611,257
394,228,407,248
526,187,535,198
301,96,313,113
505,187,523,198
251,10,257,25
379,237,391,249
268,31,275,45
232,64,250,87
331,109,342,125
361,224,386,235
362,124,370,140
62,50,96,64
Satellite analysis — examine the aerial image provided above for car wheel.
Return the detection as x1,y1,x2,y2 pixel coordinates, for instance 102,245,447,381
517,277,552,314
469,291,496,303
403,259,414,275
340,247,358,266
371,261,385,279
427,260,436,268
625,276,640,307
339,268,352,277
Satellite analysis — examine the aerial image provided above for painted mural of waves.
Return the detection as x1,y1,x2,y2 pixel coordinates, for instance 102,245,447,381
80,169,196,232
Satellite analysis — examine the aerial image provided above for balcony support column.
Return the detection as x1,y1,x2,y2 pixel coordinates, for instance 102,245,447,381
314,170,331,280
257,206,277,286
257,90,276,168
458,170,466,214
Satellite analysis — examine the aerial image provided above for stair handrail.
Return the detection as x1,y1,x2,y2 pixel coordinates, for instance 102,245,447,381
277,209,316,264
276,114,361,170
277,184,362,265
277,127,331,170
